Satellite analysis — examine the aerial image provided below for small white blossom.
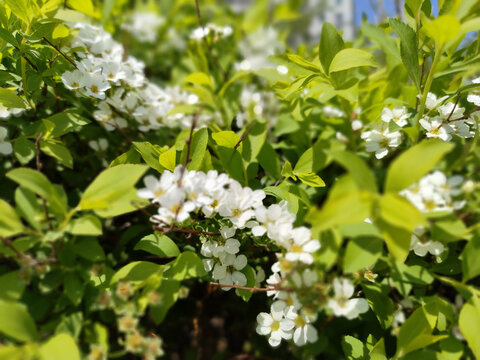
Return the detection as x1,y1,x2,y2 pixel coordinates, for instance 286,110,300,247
381,106,410,127
328,278,369,320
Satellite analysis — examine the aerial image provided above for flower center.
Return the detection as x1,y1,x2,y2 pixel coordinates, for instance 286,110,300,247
294,315,306,327
336,296,348,308
271,320,280,332
380,138,389,148
90,85,99,93
290,244,303,253
154,188,165,198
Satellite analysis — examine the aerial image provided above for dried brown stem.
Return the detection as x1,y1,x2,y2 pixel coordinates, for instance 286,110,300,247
441,106,480,127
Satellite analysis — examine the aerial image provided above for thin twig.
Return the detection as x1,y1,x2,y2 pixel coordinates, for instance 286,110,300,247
416,54,427,111
209,282,277,292
153,226,220,236
34,133,43,171
446,92,461,122
441,106,480,127
42,37,78,68
234,121,256,151
105,121,133,143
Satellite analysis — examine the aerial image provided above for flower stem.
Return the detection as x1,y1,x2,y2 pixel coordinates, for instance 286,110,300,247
417,44,444,129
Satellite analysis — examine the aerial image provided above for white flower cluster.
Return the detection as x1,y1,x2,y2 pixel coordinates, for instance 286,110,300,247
236,85,279,128
420,93,476,141
236,27,284,71
201,226,249,289
0,103,24,119
121,12,164,43
190,23,233,41
0,126,12,155
62,23,216,131
361,106,409,159
137,166,327,347
401,171,465,257
467,76,480,106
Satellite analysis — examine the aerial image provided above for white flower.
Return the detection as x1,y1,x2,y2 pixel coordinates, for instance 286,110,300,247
352,119,363,131
81,73,111,99
361,123,402,159
328,278,369,320
137,172,176,202
381,106,410,127
419,116,452,141
252,202,295,238
88,138,108,151
256,301,295,347
284,227,321,264
61,69,85,90
425,92,448,110
212,254,248,290
284,307,318,346
0,127,12,155
437,102,465,120
410,227,445,257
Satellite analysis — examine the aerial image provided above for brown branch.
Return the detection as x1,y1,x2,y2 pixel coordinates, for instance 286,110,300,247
34,133,43,171
42,37,77,68
446,92,461,122
234,121,256,151
441,106,480,127
416,54,427,111
153,225,220,236
209,282,277,292
105,121,133,143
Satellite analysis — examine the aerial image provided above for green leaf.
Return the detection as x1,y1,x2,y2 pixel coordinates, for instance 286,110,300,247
159,146,176,172
329,49,377,73
40,141,73,168
459,296,480,359
0,27,20,47
319,22,345,74
462,234,480,282
180,128,208,171
361,23,401,68
0,300,38,342
342,335,368,359
0,88,26,108
281,160,296,179
6,168,66,217
389,18,421,88
293,141,326,174
39,333,81,360
307,192,373,232
66,0,97,18
241,121,266,163
0,199,24,237
79,164,148,217
66,215,102,236
163,251,206,280
395,303,446,358
344,237,382,273
13,137,35,165
235,265,256,302
258,142,281,178
423,15,461,45
362,282,394,329
296,173,325,187
384,140,454,192
212,131,241,150
4,0,32,24
133,142,164,173
328,150,377,192
73,238,105,262
46,111,90,138
150,279,180,324
111,261,162,284
64,273,84,306
379,193,426,232
0,271,26,301
134,233,180,257
374,216,412,262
